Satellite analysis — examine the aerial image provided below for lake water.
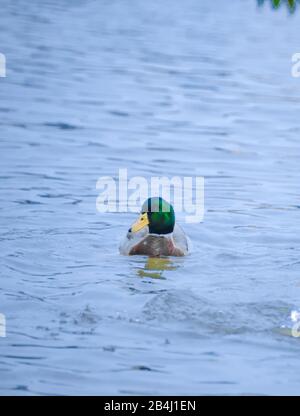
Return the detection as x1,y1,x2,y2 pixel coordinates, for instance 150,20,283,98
1,0,300,395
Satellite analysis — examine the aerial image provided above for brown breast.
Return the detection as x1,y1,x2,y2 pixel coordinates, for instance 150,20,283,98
129,235,184,257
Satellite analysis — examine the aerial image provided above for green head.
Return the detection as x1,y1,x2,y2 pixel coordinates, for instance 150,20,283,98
131,197,175,235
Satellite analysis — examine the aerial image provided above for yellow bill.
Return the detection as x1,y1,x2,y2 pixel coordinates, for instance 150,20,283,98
131,212,149,232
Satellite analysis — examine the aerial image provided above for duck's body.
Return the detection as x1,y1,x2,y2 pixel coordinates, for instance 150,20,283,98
119,197,189,257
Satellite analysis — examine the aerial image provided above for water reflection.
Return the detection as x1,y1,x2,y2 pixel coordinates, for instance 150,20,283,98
257,0,298,12
137,257,179,280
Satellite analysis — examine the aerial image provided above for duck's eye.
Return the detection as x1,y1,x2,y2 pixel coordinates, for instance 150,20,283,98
128,228,132,233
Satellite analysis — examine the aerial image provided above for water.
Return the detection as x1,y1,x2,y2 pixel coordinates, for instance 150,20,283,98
1,0,300,395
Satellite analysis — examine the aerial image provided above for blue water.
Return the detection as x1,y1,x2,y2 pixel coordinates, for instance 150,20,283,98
1,0,300,395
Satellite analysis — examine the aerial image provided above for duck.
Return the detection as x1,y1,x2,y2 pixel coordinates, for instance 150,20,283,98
119,197,189,257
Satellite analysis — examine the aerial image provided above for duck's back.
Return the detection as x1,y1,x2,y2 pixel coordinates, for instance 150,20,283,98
129,233,185,257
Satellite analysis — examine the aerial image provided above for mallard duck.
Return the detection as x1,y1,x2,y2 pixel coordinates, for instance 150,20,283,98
119,197,189,257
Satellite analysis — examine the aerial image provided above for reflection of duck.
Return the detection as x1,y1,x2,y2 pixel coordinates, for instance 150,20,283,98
137,257,178,279
119,197,189,257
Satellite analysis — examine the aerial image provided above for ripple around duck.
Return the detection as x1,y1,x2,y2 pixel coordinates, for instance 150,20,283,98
141,290,294,337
